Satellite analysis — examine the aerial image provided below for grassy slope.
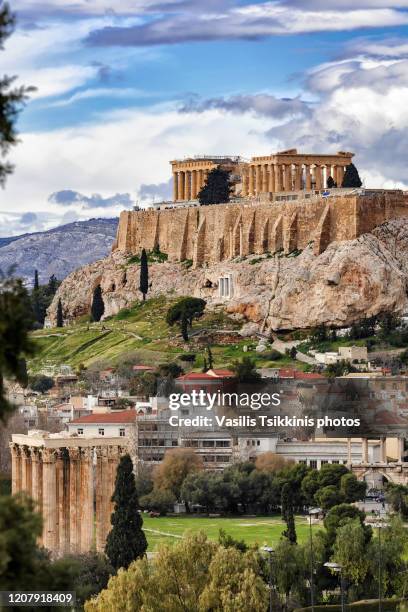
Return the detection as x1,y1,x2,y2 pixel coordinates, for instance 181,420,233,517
142,514,317,551
29,296,303,372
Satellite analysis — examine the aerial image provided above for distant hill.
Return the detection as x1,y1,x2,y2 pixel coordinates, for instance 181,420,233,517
0,218,118,285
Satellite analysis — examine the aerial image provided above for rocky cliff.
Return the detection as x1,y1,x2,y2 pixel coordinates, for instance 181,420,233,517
48,218,408,332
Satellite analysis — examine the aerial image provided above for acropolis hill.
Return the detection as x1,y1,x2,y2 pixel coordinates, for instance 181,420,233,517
113,150,408,266
49,150,408,331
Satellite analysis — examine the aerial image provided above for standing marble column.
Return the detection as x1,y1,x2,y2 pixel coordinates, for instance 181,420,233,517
305,164,312,190
56,449,70,555
274,164,282,192
347,438,352,467
268,164,275,192
80,448,94,553
68,447,80,554
10,444,20,494
184,171,191,201
178,171,185,200
191,170,197,199
262,165,268,193
284,164,292,191
173,173,178,202
95,447,110,553
336,165,344,187
31,447,43,511
42,448,57,552
398,437,405,463
380,437,387,463
294,164,302,191
248,166,255,196
315,165,323,190
255,165,262,195
21,446,29,493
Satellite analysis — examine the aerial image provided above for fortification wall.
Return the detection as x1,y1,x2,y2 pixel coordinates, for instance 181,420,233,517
113,192,408,267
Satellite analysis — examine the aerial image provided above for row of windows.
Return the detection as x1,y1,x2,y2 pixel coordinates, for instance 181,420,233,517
77,427,126,437
298,459,346,469
203,455,231,463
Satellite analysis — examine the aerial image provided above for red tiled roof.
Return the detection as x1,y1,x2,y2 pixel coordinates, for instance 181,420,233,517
279,368,324,380
177,370,236,381
71,409,136,424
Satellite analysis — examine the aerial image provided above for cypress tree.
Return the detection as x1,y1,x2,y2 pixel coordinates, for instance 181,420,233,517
105,454,147,571
91,285,104,322
139,248,149,301
342,163,362,188
198,167,231,205
327,176,336,189
281,483,297,543
34,270,39,291
56,298,63,328
207,346,214,369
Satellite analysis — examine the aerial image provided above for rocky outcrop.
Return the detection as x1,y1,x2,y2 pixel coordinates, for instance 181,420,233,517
48,218,408,332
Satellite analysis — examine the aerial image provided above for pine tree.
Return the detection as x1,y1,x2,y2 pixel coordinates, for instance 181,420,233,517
281,483,297,543
105,454,147,571
207,346,214,369
34,270,39,291
198,167,231,206
139,248,149,301
56,298,63,328
342,163,362,188
91,285,105,322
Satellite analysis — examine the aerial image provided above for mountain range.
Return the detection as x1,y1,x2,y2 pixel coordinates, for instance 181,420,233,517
0,218,118,286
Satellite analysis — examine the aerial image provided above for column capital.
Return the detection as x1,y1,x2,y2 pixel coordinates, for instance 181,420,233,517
41,448,57,463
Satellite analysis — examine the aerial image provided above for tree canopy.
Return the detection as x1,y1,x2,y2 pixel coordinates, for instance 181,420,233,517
166,297,206,341
197,167,232,205
342,163,363,188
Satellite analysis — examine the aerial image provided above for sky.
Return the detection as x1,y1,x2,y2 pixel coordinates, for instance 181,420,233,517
0,0,408,236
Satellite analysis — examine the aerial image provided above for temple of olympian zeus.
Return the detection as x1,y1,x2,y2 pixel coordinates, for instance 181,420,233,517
170,149,354,202
10,432,127,556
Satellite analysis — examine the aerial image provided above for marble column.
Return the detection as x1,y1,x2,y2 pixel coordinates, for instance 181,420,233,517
80,448,94,553
10,444,20,494
262,164,268,193
42,448,57,552
248,166,255,196
95,447,110,553
268,164,275,192
347,438,352,467
362,438,369,463
294,164,302,191
336,165,344,187
305,164,312,190
398,437,405,463
68,447,80,554
284,164,292,192
241,170,248,197
184,171,191,201
31,447,42,511
315,165,323,190
274,164,282,192
178,171,185,201
56,449,70,555
255,165,262,195
173,173,178,202
191,170,197,199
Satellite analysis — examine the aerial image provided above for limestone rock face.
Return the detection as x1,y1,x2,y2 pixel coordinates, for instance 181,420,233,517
48,219,408,332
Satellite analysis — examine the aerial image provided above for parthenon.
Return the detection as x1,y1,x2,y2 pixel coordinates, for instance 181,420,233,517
10,432,127,556
170,149,354,202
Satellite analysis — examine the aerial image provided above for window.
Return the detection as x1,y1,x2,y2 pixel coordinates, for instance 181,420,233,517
216,441,230,448
119,428,125,437
172,440,178,446
219,275,233,299
77,428,84,435
298,460,307,465
332,460,339,464
309,460,318,469
98,428,105,436
321,460,329,465
257,440,260,447
202,440,215,447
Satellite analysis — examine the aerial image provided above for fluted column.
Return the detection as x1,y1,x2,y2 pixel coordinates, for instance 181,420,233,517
80,448,94,553
398,437,405,463
173,173,178,202
191,170,197,199
56,449,70,555
336,165,344,187
248,165,255,196
262,165,268,192
184,171,191,200
31,447,43,512
268,164,275,192
178,171,185,200
274,164,282,192
255,165,262,195
315,165,322,190
68,447,80,554
294,164,302,191
284,164,291,191
10,443,20,494
241,169,248,197
95,447,110,553
42,448,57,552
305,164,312,190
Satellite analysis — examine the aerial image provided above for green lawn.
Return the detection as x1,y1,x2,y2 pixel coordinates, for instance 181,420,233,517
141,514,318,552
29,296,303,372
